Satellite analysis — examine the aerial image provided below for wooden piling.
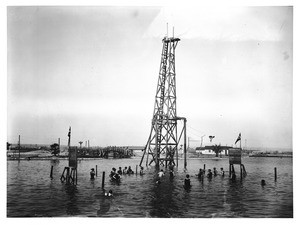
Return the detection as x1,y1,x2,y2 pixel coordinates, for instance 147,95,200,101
242,164,247,176
240,165,243,179
18,135,21,160
75,168,78,185
50,165,53,179
102,171,105,189
274,167,277,181
136,165,138,175
96,165,98,176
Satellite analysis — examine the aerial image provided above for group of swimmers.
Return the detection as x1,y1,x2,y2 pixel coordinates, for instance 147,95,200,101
90,166,145,181
109,166,140,181
156,169,192,189
196,167,227,180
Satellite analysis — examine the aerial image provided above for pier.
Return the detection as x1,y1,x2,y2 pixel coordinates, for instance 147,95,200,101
77,146,134,158
7,145,135,160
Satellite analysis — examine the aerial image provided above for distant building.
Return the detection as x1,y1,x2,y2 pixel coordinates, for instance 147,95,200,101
196,148,216,155
196,146,231,156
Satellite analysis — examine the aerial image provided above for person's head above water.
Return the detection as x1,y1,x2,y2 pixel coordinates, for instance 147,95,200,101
105,189,113,196
186,174,190,178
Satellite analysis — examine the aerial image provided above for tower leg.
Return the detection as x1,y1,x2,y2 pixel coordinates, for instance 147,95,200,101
66,167,70,184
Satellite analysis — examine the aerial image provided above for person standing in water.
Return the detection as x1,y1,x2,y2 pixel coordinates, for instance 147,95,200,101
184,174,191,188
207,169,213,179
140,166,144,175
169,169,174,179
117,167,122,175
158,169,164,178
220,167,225,177
127,166,134,174
156,169,164,184
213,167,218,176
197,169,204,180
90,168,96,180
104,189,113,197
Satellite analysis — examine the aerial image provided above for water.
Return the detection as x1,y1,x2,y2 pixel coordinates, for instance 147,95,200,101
7,157,293,217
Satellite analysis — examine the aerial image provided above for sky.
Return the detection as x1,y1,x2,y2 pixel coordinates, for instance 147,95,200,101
7,6,293,149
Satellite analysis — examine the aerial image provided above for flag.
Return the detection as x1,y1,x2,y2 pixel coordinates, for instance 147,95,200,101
235,133,241,144
209,135,215,142
68,127,71,137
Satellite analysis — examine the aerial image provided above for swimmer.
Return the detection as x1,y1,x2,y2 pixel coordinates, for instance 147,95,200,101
123,167,128,174
184,174,191,189
140,166,144,175
213,167,218,176
104,189,113,197
207,169,213,179
158,169,164,178
110,168,116,178
169,170,174,179
197,169,204,179
90,168,96,180
127,166,134,174
156,169,164,184
261,179,266,186
117,167,122,175
220,167,225,177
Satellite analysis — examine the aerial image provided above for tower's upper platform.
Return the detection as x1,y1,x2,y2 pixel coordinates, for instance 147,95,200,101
162,37,181,43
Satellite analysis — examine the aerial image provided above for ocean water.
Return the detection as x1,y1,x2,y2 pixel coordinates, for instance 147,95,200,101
7,157,293,217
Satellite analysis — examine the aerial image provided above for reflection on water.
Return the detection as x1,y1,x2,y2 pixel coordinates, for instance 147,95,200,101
97,190,112,216
65,185,80,215
226,181,247,217
149,172,181,218
7,157,293,217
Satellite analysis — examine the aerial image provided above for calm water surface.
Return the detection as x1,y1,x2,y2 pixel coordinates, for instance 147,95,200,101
7,157,293,217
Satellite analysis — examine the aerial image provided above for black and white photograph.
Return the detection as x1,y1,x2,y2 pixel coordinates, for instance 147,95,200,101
3,1,297,220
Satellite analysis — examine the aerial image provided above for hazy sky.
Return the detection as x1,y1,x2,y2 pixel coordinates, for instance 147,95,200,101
7,6,293,149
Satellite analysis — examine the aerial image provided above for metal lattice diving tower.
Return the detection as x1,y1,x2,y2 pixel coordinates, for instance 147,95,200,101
140,35,187,169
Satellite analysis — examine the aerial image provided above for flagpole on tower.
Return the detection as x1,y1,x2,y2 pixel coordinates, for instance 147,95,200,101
68,126,71,148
